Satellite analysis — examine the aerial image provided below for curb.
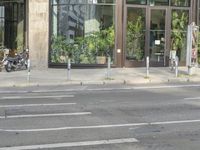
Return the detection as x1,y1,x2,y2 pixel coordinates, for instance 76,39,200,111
0,77,200,88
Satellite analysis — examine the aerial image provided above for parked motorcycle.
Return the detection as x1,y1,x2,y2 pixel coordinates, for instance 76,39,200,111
2,50,29,72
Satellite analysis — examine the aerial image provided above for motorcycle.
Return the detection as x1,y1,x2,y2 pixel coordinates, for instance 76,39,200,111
2,50,29,72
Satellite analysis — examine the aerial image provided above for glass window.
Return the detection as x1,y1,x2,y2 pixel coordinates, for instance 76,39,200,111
171,10,189,61
52,0,115,5
126,8,146,61
126,0,147,5
149,0,169,6
171,0,190,7
51,3,115,65
0,6,5,47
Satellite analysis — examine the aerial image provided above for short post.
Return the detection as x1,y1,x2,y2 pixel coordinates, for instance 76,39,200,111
106,56,111,79
27,59,30,82
175,56,179,77
67,58,71,81
188,66,194,75
146,56,149,77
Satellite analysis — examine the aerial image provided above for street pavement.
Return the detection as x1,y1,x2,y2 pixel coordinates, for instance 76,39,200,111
0,84,200,149
0,66,200,87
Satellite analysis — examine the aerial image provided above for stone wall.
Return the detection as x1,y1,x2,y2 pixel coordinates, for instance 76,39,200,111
28,0,49,69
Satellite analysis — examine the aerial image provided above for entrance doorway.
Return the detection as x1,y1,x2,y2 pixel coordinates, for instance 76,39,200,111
149,9,166,66
0,0,26,54
124,6,168,67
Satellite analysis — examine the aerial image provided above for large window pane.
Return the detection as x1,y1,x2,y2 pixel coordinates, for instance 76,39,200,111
126,8,145,61
0,6,4,47
0,0,25,51
171,0,190,7
51,3,115,64
126,0,147,5
171,10,189,61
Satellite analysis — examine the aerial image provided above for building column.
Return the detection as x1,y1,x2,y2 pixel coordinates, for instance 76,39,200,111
28,0,49,69
115,0,124,67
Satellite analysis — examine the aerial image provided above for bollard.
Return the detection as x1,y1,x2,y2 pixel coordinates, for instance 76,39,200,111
146,56,149,77
175,56,179,77
27,59,30,82
67,58,71,81
106,56,111,79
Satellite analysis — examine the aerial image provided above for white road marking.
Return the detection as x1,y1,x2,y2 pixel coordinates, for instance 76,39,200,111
0,112,91,119
0,138,138,150
133,84,200,90
184,97,200,100
0,95,74,100
1,119,200,132
0,103,76,108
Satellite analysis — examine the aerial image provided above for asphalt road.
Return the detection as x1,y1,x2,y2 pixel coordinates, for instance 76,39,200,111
0,83,200,150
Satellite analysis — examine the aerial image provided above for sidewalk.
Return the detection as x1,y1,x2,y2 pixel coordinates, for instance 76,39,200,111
0,67,200,87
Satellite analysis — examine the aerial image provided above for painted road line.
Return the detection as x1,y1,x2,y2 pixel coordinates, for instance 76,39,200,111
0,103,76,108
0,112,91,119
0,138,138,150
133,84,200,90
0,123,149,132
0,95,74,100
2,119,200,132
184,97,200,100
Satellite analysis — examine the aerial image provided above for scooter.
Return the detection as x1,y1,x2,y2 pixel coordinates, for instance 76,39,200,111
2,50,28,72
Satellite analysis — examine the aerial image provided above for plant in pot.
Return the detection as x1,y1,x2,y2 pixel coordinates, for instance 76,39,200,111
126,16,144,61
96,25,115,64
51,35,74,63
171,11,188,61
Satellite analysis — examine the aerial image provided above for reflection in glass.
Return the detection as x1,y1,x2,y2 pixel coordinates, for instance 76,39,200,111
51,3,115,64
171,0,190,7
149,0,169,6
52,0,116,5
126,8,145,61
0,6,4,47
0,1,25,51
150,10,165,62
126,0,146,5
171,10,189,61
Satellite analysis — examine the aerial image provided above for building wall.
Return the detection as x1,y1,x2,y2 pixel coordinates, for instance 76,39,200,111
28,0,49,69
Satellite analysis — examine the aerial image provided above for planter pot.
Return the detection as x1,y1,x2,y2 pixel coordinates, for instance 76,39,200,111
96,56,106,64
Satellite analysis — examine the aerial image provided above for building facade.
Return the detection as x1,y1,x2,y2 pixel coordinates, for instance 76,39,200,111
0,0,198,68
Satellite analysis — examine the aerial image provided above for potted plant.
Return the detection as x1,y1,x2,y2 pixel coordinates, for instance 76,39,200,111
96,25,115,64
171,11,188,60
51,35,74,63
126,16,144,61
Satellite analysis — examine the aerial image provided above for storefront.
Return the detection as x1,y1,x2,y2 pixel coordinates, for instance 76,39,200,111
0,0,198,69
48,0,197,68
123,0,195,67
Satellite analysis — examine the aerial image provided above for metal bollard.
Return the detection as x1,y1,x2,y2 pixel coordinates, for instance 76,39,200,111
106,56,111,79
146,56,149,77
67,58,71,81
175,56,179,77
27,59,30,82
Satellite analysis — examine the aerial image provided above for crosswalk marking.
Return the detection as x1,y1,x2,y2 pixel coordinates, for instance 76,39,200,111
0,95,74,100
0,138,138,150
0,112,91,119
0,103,76,108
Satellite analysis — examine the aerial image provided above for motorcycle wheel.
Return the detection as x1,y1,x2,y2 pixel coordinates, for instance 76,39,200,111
5,62,12,72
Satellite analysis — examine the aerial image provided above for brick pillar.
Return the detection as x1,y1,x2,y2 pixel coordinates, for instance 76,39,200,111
28,0,49,69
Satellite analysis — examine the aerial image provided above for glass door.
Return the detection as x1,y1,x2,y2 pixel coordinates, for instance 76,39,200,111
149,9,166,66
